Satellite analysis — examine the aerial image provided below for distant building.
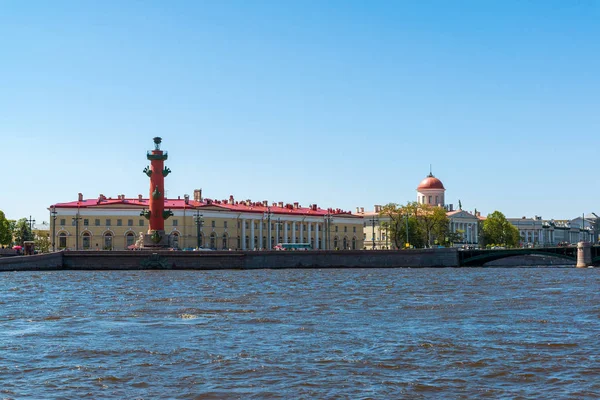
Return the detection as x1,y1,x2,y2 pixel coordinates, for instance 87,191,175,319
507,215,596,246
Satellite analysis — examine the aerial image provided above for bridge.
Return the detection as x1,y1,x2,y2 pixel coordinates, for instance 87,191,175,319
458,246,600,267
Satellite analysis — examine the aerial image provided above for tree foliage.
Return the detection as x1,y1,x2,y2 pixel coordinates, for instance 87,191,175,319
379,202,451,248
480,211,520,248
0,210,13,246
13,218,34,246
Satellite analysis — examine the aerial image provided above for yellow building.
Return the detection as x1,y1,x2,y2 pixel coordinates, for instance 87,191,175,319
49,190,364,251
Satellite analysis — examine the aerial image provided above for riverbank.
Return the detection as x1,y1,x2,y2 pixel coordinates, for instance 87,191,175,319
0,248,585,271
1,249,460,271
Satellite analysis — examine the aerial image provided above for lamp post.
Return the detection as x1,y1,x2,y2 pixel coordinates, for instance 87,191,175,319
324,212,333,250
405,211,410,249
50,206,57,252
194,211,203,249
263,207,273,250
72,210,81,250
371,215,379,250
27,215,36,231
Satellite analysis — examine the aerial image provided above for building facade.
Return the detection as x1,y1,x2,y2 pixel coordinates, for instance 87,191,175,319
49,190,364,251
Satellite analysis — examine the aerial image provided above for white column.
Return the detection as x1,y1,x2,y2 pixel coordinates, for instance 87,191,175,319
259,220,263,249
316,223,320,249
241,218,246,250
250,219,255,249
300,222,304,243
284,221,288,243
276,221,280,243
308,222,312,247
292,222,296,243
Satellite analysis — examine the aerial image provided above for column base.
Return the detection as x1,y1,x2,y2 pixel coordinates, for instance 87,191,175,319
140,230,171,248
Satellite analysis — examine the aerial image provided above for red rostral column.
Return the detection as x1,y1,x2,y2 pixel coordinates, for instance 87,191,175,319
143,137,171,243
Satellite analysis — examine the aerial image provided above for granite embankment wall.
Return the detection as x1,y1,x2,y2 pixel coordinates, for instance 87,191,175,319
0,252,63,271
0,249,459,271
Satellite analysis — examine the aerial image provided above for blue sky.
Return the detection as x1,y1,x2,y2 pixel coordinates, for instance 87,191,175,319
1,0,598,225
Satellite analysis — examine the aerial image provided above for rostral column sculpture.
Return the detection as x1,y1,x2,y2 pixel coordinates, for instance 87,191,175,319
141,137,173,247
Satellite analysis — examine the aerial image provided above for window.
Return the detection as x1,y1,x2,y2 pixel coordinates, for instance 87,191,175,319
363,222,366,227
353,227,356,233
106,219,111,226
428,196,432,204
211,220,215,228
104,233,113,250
344,226,347,233
95,219,100,226
83,233,91,250
222,233,228,249
139,220,144,226
210,233,217,249
245,221,249,229
224,221,228,229
295,224,298,231
335,226,339,232
126,232,135,247
84,219,89,226
117,219,122,226
170,233,179,249
128,219,133,226
435,196,439,205
59,232,67,249
173,219,178,227
60,218,66,226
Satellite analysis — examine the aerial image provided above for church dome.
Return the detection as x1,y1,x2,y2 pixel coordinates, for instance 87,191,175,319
417,173,445,190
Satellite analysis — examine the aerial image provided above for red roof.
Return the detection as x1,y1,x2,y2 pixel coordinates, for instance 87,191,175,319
49,197,359,218
417,174,445,190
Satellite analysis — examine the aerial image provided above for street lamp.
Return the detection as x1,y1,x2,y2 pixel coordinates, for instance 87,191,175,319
194,210,204,249
371,215,379,250
72,211,81,251
263,207,273,250
323,212,333,250
50,206,57,252
405,210,410,249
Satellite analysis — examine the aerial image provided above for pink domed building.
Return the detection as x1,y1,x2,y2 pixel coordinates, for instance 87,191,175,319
416,172,445,207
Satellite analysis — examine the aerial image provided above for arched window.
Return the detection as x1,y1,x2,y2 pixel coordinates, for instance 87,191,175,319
104,232,113,250
222,233,228,250
210,233,217,249
311,238,314,249
262,236,266,249
318,238,322,250
237,236,241,249
170,232,180,249
245,235,250,249
83,232,91,250
126,232,135,248
59,232,67,249
254,236,258,249
352,237,357,250
334,237,338,249
343,237,348,250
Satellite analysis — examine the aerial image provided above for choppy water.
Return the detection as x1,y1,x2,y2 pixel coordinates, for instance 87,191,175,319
1,268,599,399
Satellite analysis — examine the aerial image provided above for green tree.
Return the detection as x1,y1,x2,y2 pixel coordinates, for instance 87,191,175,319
0,210,13,246
13,218,34,246
417,204,451,247
481,211,520,248
35,231,51,253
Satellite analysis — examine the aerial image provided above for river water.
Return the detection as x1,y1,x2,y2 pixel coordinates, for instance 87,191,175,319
1,268,599,399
